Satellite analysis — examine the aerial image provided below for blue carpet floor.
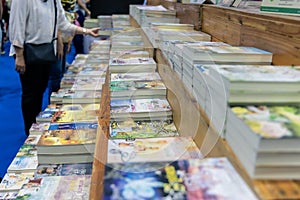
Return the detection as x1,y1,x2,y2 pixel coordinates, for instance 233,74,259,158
0,41,76,178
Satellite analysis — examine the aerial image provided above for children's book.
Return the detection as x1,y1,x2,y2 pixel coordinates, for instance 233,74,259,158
48,122,98,131
107,136,202,163
16,175,91,200
62,90,102,104
110,72,161,82
0,173,34,192
37,129,97,154
110,80,167,99
110,119,179,139
103,157,258,200
34,163,93,178
29,123,50,135
110,98,172,121
51,110,99,123
7,156,38,174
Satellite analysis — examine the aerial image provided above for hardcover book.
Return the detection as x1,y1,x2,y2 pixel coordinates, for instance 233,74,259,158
103,157,258,199
110,119,179,139
107,136,202,163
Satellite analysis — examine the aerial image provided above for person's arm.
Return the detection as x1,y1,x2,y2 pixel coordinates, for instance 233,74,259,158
57,30,64,59
14,46,26,74
9,0,28,73
77,0,90,16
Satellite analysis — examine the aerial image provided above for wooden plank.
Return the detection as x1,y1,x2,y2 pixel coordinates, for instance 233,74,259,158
201,5,300,65
201,6,242,45
241,26,300,65
89,70,110,200
147,0,163,5
162,0,176,10
175,3,201,30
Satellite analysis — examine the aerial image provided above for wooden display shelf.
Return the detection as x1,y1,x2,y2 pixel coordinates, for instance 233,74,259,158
201,5,300,66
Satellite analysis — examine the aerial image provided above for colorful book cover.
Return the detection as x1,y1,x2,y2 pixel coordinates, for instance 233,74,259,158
16,145,37,157
7,156,38,173
37,129,97,147
110,72,161,82
0,173,34,192
36,108,60,122
0,191,18,199
62,90,101,102
231,105,300,139
51,110,99,123
48,122,98,131
29,123,50,135
107,136,202,163
34,163,93,178
110,99,172,114
212,65,300,82
71,77,105,91
16,175,91,200
110,80,166,92
24,135,41,146
103,157,258,200
59,104,100,111
110,120,179,139
110,58,156,66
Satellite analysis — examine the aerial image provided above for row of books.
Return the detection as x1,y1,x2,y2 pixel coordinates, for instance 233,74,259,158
104,26,257,199
150,20,300,180
0,11,259,199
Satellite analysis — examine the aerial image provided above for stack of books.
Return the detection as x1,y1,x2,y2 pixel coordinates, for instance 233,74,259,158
226,105,300,179
129,5,179,27
143,23,196,48
36,128,96,164
109,57,157,73
112,14,131,28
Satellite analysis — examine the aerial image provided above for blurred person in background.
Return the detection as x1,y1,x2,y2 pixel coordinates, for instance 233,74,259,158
9,0,99,136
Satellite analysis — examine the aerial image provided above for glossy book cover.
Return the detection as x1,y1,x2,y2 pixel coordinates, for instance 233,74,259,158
103,157,257,200
110,120,179,139
231,105,300,139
